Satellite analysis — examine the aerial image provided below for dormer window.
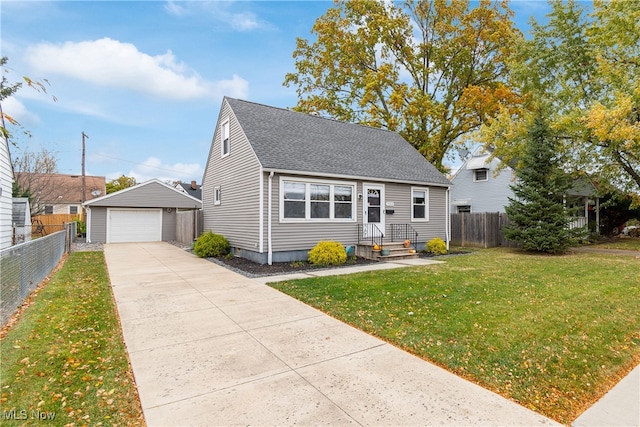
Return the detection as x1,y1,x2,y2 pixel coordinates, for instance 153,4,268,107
474,169,488,182
221,120,230,157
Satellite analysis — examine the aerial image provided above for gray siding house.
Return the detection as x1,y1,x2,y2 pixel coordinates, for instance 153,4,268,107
84,179,202,243
202,97,452,264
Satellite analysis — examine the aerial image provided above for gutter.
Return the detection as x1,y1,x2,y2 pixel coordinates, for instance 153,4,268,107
261,168,451,188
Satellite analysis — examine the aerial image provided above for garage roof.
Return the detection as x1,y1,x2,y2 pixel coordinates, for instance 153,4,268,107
84,179,202,209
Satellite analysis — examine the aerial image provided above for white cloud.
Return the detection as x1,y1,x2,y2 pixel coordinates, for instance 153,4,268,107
213,74,249,99
228,11,264,31
24,38,214,100
124,156,203,183
164,1,188,17
1,96,39,127
165,1,273,32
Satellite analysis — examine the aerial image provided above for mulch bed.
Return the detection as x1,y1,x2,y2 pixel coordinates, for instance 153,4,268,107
206,249,472,278
207,255,379,278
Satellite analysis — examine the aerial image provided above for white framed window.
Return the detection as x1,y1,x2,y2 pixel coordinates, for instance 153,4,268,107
69,205,79,215
280,177,356,222
214,186,221,205
411,187,429,221
221,119,230,157
44,205,54,214
474,169,488,182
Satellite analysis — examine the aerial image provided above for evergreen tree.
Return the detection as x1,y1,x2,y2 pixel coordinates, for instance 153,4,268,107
504,112,575,254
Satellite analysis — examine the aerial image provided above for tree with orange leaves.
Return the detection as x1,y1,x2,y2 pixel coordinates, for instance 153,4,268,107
480,0,639,204
283,0,523,172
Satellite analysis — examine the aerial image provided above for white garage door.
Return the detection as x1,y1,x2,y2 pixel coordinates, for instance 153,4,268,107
107,208,162,243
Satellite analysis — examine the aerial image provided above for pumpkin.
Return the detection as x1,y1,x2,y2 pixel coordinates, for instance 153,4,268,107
373,244,380,251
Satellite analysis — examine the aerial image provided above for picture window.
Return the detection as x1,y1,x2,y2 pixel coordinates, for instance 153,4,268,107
281,178,355,222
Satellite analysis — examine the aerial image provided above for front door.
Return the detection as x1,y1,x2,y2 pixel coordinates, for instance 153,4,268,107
363,184,385,238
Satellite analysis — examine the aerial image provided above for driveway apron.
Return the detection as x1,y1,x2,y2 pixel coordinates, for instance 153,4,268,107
104,242,559,426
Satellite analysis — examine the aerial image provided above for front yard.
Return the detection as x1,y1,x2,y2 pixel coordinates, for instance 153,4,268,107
269,247,640,424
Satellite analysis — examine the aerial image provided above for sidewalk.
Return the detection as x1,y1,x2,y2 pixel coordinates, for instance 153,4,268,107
104,242,562,426
573,365,639,427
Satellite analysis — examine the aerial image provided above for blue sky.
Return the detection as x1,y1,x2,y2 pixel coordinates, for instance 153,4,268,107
2,0,554,184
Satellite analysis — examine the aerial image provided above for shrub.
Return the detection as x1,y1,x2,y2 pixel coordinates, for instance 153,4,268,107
193,231,230,258
308,241,347,266
426,237,447,255
74,220,86,236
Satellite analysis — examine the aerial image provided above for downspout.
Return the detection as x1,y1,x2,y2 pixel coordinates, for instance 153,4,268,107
85,206,91,243
445,188,450,251
259,169,264,253
268,171,274,265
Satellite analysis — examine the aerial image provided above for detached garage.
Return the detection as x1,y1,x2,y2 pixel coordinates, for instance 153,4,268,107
84,179,202,244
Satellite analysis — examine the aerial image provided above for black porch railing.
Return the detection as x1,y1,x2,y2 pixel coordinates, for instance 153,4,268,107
358,224,384,247
390,224,419,251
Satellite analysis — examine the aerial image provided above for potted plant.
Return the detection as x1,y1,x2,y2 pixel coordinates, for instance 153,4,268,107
380,247,390,256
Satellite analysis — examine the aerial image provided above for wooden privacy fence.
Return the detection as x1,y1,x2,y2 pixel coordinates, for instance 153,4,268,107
450,212,519,248
32,214,81,236
175,210,203,246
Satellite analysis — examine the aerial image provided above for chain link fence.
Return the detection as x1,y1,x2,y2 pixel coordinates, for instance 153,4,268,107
0,223,76,328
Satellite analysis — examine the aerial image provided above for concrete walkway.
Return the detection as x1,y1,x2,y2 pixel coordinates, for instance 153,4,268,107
573,365,639,427
104,242,561,426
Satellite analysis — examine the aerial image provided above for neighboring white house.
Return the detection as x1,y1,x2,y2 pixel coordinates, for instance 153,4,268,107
450,149,515,214
450,148,600,229
0,133,13,250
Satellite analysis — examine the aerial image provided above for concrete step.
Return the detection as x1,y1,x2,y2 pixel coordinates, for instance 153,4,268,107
377,252,419,261
358,243,418,261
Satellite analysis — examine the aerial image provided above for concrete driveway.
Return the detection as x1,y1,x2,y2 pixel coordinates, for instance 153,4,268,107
104,242,559,426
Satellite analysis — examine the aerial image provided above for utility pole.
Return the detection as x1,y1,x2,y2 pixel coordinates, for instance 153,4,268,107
81,132,89,217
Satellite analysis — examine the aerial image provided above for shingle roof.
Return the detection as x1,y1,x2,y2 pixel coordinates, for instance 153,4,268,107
226,98,450,186
178,182,202,200
15,173,106,203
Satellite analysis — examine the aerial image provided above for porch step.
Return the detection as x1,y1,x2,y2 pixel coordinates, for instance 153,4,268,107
357,242,419,261
377,252,420,261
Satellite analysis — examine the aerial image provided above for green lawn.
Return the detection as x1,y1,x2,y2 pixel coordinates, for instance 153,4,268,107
593,237,640,251
269,248,640,424
0,252,144,426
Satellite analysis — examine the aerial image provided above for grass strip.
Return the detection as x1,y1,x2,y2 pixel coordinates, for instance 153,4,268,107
593,238,640,251
0,251,144,426
269,248,640,424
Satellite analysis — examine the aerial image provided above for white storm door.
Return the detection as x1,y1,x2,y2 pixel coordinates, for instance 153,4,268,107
362,183,385,238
